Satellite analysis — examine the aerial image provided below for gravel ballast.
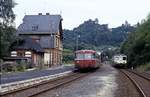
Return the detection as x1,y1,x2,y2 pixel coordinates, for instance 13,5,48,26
34,64,118,97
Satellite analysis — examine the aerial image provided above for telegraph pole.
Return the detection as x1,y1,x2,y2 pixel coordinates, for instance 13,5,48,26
76,35,80,51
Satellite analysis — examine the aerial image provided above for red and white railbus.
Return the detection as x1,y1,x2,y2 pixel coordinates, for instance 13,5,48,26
74,50,101,70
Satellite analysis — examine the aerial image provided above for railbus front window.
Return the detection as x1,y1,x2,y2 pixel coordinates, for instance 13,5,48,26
76,53,94,60
76,54,84,60
84,53,94,59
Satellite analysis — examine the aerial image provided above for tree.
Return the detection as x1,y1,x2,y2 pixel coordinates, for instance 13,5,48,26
63,19,135,51
0,0,16,24
121,14,150,67
0,0,16,58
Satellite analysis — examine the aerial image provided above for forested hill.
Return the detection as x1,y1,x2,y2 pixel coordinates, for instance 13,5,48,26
63,19,135,50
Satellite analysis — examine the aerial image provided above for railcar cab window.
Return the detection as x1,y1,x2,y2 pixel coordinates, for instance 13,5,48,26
76,54,84,60
85,53,94,59
123,57,127,60
76,53,94,60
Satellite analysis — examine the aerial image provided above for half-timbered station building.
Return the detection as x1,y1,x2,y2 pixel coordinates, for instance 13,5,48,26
10,13,63,68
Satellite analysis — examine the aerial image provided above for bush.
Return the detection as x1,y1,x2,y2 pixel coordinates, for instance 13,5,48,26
136,62,150,71
0,61,18,72
16,60,26,71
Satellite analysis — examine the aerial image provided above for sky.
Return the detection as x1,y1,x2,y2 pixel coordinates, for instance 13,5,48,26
13,0,150,30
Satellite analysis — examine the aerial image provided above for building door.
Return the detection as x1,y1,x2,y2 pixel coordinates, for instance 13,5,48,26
44,53,50,65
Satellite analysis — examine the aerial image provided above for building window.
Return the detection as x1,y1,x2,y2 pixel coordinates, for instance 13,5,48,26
32,25,38,31
59,40,62,49
11,51,17,57
55,37,58,47
25,51,32,57
57,38,59,48
55,36,59,48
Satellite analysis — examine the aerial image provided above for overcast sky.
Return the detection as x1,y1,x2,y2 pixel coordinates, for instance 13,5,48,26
14,0,150,29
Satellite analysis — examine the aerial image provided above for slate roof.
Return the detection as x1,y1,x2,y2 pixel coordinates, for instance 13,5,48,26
39,36,55,48
17,14,62,34
11,37,44,53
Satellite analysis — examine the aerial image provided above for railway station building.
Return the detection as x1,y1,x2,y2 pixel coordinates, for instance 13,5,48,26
9,13,63,68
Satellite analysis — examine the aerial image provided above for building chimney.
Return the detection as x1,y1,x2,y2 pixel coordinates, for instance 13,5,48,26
38,13,42,15
46,13,50,15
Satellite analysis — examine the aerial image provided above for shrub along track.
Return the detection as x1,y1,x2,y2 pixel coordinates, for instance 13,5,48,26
0,72,90,97
120,69,150,97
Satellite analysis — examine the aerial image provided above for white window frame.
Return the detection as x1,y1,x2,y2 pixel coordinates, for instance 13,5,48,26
11,51,17,57
25,51,32,57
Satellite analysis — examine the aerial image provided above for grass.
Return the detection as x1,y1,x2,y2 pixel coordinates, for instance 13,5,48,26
136,63,150,71
63,61,74,65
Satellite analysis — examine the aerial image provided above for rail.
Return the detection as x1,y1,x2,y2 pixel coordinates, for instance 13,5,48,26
0,71,89,97
120,69,147,97
29,73,88,97
0,71,72,93
127,69,150,81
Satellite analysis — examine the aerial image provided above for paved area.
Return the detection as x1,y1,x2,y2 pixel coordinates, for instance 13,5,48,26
0,65,74,84
36,64,118,97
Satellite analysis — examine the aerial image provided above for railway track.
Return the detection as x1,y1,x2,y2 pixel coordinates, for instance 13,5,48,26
0,72,89,97
120,69,150,97
127,70,150,81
